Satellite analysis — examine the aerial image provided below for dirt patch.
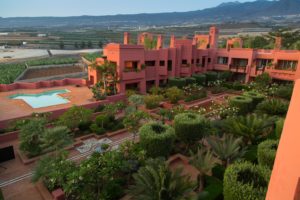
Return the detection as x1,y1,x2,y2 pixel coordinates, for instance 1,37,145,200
21,66,84,79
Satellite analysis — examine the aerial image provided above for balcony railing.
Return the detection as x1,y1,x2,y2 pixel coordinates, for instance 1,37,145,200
229,64,247,73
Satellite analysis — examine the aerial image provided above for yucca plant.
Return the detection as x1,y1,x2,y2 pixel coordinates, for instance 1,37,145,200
190,148,219,191
206,134,245,167
223,114,276,144
128,158,194,200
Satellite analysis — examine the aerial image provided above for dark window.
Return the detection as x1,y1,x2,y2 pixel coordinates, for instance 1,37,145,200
191,59,194,64
217,57,229,65
202,57,206,67
145,60,156,67
168,60,173,71
182,60,188,65
196,59,200,64
208,58,211,63
277,60,298,71
159,60,165,66
256,59,272,70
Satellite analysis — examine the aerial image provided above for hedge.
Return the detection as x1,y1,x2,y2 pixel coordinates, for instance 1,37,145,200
223,162,271,200
185,77,197,85
174,113,208,143
168,77,186,88
218,71,232,81
275,118,285,139
229,96,253,115
243,91,265,108
192,74,206,85
205,71,218,83
257,140,278,169
139,122,175,158
274,84,293,100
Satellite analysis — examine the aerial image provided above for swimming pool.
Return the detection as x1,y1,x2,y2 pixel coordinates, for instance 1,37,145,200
10,89,70,108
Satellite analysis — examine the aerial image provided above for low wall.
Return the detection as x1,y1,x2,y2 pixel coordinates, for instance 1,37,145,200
0,78,87,92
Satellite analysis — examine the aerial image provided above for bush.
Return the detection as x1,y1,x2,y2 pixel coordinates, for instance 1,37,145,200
210,86,227,94
139,122,175,158
274,84,293,100
144,95,163,109
58,106,93,130
95,114,111,128
168,77,186,88
275,118,285,139
149,86,164,95
223,162,271,200
165,87,184,104
256,99,289,116
205,71,218,84
218,71,232,81
184,90,207,102
185,77,197,85
90,123,106,135
174,113,208,144
255,73,271,89
257,140,278,169
126,89,137,97
229,96,253,114
243,91,265,108
192,74,206,85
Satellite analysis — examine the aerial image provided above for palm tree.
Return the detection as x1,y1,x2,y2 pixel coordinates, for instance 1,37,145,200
223,114,275,144
206,134,245,167
128,158,193,200
190,149,219,192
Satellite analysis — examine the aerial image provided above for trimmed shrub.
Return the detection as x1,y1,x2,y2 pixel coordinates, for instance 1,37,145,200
95,114,111,128
275,118,285,139
229,96,253,114
218,71,233,81
185,77,197,85
174,113,208,143
165,87,184,104
139,122,175,158
223,162,271,200
149,86,164,95
256,99,289,116
257,140,278,169
243,91,265,108
205,71,218,83
90,123,106,135
192,74,206,85
168,77,186,88
144,95,163,109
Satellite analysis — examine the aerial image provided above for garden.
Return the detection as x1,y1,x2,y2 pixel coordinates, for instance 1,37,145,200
1,70,293,200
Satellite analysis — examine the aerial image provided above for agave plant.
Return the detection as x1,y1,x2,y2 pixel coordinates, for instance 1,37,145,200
128,158,194,200
190,148,219,191
206,134,245,167
223,114,276,144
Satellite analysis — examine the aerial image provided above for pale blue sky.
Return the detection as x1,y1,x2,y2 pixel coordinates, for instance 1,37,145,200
0,0,257,17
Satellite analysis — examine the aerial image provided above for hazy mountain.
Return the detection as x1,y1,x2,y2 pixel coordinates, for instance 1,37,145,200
0,0,300,29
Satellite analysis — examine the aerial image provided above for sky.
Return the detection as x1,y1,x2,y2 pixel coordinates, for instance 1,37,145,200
0,0,257,18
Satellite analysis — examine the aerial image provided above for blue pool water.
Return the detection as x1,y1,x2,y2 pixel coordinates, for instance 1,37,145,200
10,89,70,108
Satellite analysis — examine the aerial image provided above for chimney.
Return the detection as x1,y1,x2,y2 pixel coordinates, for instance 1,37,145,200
274,37,282,50
124,32,130,45
209,26,219,49
192,36,197,46
170,35,175,48
156,35,163,49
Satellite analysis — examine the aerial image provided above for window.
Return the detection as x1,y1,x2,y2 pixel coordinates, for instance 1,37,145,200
145,60,156,67
256,59,272,70
202,57,206,67
159,60,165,67
208,58,211,63
182,60,188,65
196,59,200,64
217,57,229,65
168,60,173,71
191,59,194,64
277,60,298,71
231,58,248,68
125,61,139,71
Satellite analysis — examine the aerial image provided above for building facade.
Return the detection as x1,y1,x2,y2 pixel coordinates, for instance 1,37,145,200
88,26,300,94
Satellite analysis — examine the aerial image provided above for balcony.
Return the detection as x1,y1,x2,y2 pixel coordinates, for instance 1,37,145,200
180,66,191,74
266,80,300,200
214,64,229,71
122,69,145,81
265,67,296,81
229,64,247,73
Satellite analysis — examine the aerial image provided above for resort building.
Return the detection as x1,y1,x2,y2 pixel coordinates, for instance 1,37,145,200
88,26,300,94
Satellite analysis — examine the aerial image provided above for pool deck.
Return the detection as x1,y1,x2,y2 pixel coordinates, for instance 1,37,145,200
0,85,94,121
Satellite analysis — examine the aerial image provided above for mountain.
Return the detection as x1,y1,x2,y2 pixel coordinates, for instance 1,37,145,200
0,0,300,29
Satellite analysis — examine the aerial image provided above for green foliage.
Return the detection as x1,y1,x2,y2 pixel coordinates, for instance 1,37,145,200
139,122,175,158
168,77,186,88
144,95,163,109
255,73,272,89
174,113,208,144
274,84,294,100
183,84,207,102
144,37,157,50
268,28,300,50
19,118,46,157
218,71,233,81
243,91,265,108
128,158,194,200
229,96,253,115
128,94,144,109
126,89,137,97
91,114,124,135
223,162,271,200
123,110,149,141
32,151,76,192
205,71,218,84
91,82,106,100
256,99,289,116
0,63,26,84
165,87,184,104
58,106,93,130
199,176,223,200
210,86,227,94
275,118,285,139
206,134,245,167
149,86,164,95
223,114,275,144
192,74,206,85
257,140,278,169
185,77,197,85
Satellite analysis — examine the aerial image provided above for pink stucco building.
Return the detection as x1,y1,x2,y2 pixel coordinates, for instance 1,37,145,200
88,26,300,94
